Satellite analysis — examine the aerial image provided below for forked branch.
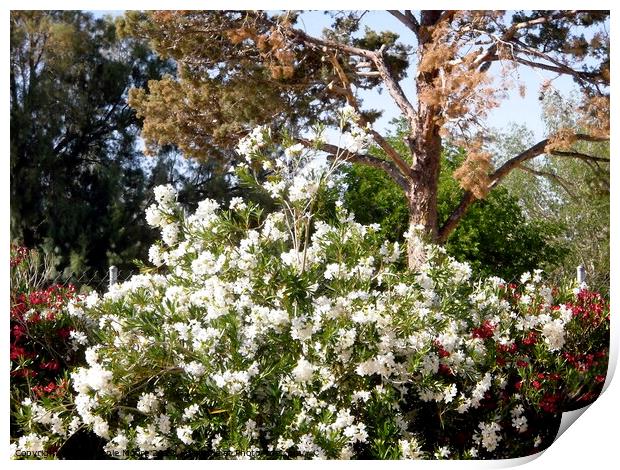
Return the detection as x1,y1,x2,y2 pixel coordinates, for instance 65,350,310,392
438,133,609,242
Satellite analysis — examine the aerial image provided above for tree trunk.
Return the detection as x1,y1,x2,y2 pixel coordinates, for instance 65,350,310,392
404,10,444,270
405,79,443,269
406,131,441,269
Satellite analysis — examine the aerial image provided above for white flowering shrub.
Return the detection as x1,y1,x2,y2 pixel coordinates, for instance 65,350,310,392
12,126,609,460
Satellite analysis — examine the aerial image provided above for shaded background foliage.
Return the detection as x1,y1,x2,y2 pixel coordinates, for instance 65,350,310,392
9,11,244,277
10,11,169,275
10,11,281,278
495,95,610,294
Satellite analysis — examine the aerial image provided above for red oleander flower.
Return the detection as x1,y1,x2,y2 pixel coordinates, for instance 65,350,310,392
57,327,72,340
438,364,454,376
565,289,609,324
11,324,26,342
10,245,29,268
539,394,560,413
472,320,495,339
11,368,37,378
10,344,33,361
578,391,596,402
498,343,518,354
522,331,538,346
29,311,42,324
10,297,28,320
434,342,451,358
40,359,60,371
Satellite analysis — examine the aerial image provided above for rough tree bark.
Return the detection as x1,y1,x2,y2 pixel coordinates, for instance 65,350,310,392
404,10,443,268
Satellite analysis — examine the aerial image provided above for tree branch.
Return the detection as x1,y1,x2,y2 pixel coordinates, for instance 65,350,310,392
283,24,376,59
275,15,419,181
512,52,604,87
371,48,418,131
388,10,419,35
439,139,550,242
368,128,415,181
327,54,414,181
488,134,608,189
438,133,609,242
472,11,602,84
507,11,581,36
489,139,550,189
437,191,476,243
550,150,610,163
518,164,579,201
288,22,419,179
355,71,382,78
297,138,410,192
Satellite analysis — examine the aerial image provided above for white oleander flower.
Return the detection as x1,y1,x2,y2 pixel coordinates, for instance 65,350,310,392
183,361,206,377
137,392,160,414
162,223,179,246
177,426,194,445
145,204,164,227
229,197,247,211
183,404,200,420
292,358,315,382
343,423,368,443
399,438,424,459
154,184,176,207
478,421,502,452
541,318,566,351
17,433,49,453
149,244,165,267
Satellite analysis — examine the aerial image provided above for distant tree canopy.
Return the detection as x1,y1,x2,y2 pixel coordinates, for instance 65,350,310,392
10,11,174,275
121,10,609,269
497,95,610,294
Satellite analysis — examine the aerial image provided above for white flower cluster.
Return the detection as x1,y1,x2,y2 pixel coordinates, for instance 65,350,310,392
337,105,373,154
541,318,566,351
21,398,71,438
18,124,589,460
399,438,425,459
15,433,49,453
292,358,315,382
475,421,503,452
511,405,528,433
236,125,270,162
51,184,484,457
